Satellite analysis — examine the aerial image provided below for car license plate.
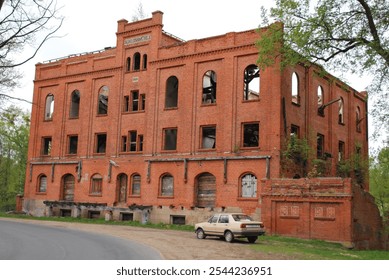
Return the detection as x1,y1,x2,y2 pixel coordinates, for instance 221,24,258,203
246,225,260,228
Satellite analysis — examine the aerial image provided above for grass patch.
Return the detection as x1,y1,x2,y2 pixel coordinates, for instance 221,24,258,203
254,235,389,260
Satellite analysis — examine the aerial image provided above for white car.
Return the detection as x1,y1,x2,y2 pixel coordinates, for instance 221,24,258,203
195,213,265,243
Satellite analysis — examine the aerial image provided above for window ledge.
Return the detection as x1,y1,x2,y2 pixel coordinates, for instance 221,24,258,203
242,98,260,103
200,103,217,107
35,192,47,195
157,196,174,199
89,194,102,197
122,110,145,115
237,197,257,201
129,195,141,198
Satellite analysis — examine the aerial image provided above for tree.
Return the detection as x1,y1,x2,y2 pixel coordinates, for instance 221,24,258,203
131,2,147,22
0,0,63,102
257,0,389,138
0,105,29,211
370,145,389,218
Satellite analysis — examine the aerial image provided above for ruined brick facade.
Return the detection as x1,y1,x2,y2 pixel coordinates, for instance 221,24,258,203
23,11,381,247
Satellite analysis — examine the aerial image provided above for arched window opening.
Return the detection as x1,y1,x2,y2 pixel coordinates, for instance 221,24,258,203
45,94,54,120
142,54,148,70
98,86,109,115
356,106,362,132
291,72,299,104
165,76,179,108
338,97,344,124
70,90,80,118
317,86,324,116
38,174,47,193
243,65,260,100
202,70,217,104
133,52,141,71
240,173,257,198
117,173,128,203
195,173,216,208
131,173,141,196
126,57,131,71
62,174,75,201
160,174,173,197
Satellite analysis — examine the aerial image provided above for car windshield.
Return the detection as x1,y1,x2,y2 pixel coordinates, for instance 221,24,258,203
232,214,253,221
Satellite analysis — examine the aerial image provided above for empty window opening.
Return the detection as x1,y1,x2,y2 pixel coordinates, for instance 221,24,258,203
117,173,128,203
338,141,345,162
60,209,72,217
121,136,127,152
70,90,80,118
244,65,260,100
317,86,324,116
42,137,52,156
171,215,186,225
160,174,174,196
142,54,148,70
317,133,324,158
123,95,130,112
68,135,78,154
126,57,131,71
356,106,362,132
98,86,109,115
45,94,54,120
291,72,299,104
131,174,141,196
125,91,145,112
38,175,47,192
201,126,216,149
121,213,134,221
96,134,107,153
133,52,141,71
88,211,101,219
243,123,259,147
90,174,103,195
338,97,344,124
202,70,217,104
163,128,177,150
129,131,137,151
241,173,257,198
165,76,179,108
290,124,300,138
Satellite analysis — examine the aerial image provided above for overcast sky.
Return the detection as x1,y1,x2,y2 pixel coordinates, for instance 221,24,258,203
9,0,371,109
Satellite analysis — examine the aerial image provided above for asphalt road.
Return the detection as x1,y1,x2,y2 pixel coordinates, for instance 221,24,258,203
0,219,162,260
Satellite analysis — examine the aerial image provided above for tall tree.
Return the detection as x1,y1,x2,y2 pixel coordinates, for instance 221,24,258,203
257,0,389,138
0,105,29,211
0,0,63,102
370,145,389,218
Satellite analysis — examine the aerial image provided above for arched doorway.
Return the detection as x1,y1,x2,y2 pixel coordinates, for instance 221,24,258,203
116,173,128,203
196,172,216,208
62,174,75,201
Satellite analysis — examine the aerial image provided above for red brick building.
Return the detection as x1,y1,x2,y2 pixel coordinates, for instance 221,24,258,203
23,12,380,246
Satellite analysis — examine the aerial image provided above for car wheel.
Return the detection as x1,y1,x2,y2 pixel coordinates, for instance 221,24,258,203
224,231,234,243
196,228,206,239
247,237,257,243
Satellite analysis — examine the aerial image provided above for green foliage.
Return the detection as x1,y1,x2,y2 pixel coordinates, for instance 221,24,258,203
0,105,30,211
258,0,389,138
370,146,389,217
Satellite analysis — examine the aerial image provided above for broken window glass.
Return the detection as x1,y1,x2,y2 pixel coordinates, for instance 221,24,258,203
338,97,344,124
201,126,216,149
45,94,54,120
202,70,217,104
68,135,78,154
161,174,174,196
96,133,107,153
163,128,177,150
165,76,179,108
243,65,260,100
98,86,109,115
243,123,259,147
70,90,80,118
42,137,52,155
241,173,257,198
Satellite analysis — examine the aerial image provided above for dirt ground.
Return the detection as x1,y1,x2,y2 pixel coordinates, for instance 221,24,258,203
1,218,286,260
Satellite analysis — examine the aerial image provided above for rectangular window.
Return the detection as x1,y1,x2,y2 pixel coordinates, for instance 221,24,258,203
124,91,145,112
121,136,127,152
338,141,345,162
291,124,300,138
317,133,324,158
131,175,141,196
132,91,139,111
95,133,107,154
201,125,216,149
68,135,78,155
123,95,130,112
129,131,137,151
42,137,52,156
163,128,177,151
242,123,259,147
91,176,102,195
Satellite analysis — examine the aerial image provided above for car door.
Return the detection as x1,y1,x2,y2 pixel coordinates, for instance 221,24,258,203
216,214,230,234
202,214,219,235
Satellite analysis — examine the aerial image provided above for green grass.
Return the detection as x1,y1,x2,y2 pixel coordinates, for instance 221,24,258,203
1,212,388,259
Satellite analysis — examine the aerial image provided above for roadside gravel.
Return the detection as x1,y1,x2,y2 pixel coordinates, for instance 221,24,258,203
0,218,286,260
